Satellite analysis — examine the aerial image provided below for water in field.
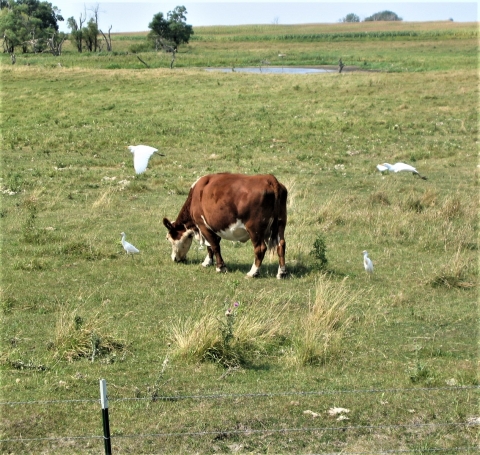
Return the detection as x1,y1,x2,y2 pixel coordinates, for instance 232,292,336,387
205,67,336,74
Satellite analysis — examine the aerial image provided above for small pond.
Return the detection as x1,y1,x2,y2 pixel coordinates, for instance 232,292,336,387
205,67,336,74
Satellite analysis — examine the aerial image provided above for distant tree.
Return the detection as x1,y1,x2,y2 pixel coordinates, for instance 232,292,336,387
99,24,112,51
68,4,111,53
67,10,85,52
82,17,98,52
148,5,193,50
341,13,360,23
167,6,193,47
148,12,169,50
364,10,402,21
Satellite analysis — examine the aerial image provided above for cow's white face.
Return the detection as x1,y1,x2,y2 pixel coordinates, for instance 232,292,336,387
166,229,194,262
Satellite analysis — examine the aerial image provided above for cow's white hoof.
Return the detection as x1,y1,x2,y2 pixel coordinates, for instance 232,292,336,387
276,266,287,279
216,266,227,273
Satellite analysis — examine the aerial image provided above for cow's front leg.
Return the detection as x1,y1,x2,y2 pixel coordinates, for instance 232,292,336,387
214,245,227,273
200,231,226,273
247,241,267,278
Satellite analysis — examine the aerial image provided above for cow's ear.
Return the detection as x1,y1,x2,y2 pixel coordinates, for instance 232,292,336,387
163,218,174,231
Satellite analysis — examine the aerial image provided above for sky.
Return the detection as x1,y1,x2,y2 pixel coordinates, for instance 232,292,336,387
51,1,478,33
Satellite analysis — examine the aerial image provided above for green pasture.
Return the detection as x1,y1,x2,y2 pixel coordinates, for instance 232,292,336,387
2,20,478,72
0,21,478,454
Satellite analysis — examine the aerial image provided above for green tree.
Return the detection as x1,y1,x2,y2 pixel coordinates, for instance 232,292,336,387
148,11,169,50
66,13,84,52
166,6,193,47
341,13,360,23
82,17,98,52
148,5,193,50
0,0,63,53
364,10,402,21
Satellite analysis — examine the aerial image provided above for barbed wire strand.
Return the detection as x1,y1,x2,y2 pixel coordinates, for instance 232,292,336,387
105,422,480,439
0,385,477,406
1,421,476,444
316,448,477,455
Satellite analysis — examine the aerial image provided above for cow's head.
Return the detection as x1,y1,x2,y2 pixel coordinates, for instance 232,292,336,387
163,218,194,262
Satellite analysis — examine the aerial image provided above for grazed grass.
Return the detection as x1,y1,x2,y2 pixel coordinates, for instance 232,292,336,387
0,21,478,454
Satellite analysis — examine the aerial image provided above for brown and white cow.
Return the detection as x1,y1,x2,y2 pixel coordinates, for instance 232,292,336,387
163,173,287,279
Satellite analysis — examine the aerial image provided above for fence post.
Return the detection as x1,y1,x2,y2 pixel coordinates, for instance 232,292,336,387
100,379,112,455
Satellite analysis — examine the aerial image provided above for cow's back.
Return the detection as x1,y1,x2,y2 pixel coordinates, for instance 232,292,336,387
190,173,286,230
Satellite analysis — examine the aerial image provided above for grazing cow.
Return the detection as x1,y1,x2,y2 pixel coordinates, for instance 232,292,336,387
163,173,288,279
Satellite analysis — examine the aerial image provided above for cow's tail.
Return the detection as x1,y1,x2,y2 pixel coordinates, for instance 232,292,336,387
267,218,279,257
267,180,287,257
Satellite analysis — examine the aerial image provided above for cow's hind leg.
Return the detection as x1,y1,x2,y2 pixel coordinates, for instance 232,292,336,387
276,223,287,279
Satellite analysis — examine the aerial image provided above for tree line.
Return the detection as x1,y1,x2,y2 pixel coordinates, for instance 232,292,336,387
0,1,193,56
341,10,403,23
0,1,400,58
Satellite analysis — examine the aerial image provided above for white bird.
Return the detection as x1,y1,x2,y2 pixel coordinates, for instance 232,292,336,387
120,232,139,255
127,145,164,174
362,250,374,276
376,162,427,180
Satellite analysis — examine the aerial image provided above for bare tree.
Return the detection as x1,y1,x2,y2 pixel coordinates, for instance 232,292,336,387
89,3,102,52
67,8,86,52
100,25,113,51
46,32,66,56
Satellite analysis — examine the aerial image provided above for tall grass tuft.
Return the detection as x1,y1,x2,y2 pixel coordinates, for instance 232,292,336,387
291,276,358,366
53,303,126,362
429,248,476,289
169,294,288,367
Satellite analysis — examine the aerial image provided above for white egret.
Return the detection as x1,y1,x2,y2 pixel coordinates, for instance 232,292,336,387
362,250,374,276
120,232,139,255
127,145,164,174
376,162,427,180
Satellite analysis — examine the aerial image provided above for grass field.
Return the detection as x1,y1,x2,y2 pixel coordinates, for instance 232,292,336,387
1,21,478,454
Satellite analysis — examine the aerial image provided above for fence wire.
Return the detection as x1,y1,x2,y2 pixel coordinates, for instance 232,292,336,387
1,385,477,406
1,385,478,453
0,421,477,444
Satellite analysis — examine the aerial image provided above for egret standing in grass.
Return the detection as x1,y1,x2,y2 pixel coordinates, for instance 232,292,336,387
376,162,427,180
127,145,164,174
362,250,374,277
121,232,139,256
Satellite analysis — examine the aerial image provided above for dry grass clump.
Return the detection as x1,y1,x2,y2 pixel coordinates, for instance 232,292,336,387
291,276,359,366
316,193,349,230
169,293,288,367
438,195,463,220
53,304,126,362
429,248,476,289
369,191,390,206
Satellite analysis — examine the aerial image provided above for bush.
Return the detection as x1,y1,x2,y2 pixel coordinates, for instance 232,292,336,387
129,42,154,53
